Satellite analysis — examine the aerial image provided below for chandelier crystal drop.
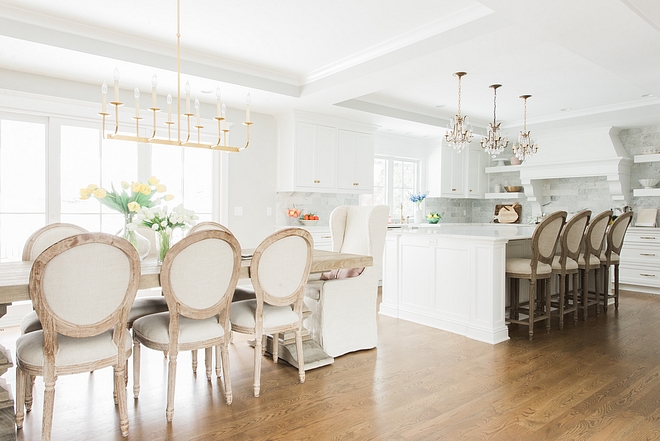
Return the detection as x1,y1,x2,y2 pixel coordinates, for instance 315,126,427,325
512,94,538,162
98,0,252,152
480,84,508,158
445,72,473,152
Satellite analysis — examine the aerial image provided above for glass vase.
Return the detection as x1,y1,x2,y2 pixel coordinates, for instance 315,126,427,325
155,229,172,265
120,217,150,261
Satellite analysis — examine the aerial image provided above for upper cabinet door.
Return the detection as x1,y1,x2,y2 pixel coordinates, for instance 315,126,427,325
315,125,337,189
295,122,337,190
337,129,374,193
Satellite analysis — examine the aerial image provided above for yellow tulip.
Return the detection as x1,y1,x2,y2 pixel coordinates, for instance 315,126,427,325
85,184,98,193
79,188,90,199
92,188,107,198
131,181,141,193
121,181,130,189
164,194,175,201
148,176,160,186
128,201,140,212
140,183,151,195
156,184,167,193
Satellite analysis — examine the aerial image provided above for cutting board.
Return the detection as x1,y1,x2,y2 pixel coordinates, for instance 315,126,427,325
494,203,522,224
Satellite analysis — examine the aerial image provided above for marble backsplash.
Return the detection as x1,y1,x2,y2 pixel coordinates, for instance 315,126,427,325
276,192,359,226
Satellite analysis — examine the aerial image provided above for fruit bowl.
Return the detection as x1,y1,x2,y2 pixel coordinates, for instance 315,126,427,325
639,179,659,189
426,212,441,224
504,186,523,192
299,220,318,226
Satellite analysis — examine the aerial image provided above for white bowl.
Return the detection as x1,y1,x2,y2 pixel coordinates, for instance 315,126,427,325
299,220,318,226
639,179,659,189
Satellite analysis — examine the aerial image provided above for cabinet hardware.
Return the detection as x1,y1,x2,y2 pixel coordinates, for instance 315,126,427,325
640,273,656,277
452,188,456,191
641,236,656,240
469,189,472,192
320,236,331,239
640,253,656,256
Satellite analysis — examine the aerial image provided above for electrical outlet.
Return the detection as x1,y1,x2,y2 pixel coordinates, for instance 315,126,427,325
266,207,272,216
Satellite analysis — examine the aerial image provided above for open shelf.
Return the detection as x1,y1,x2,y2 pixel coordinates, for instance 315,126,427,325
485,165,522,174
484,192,524,199
633,188,660,197
634,154,660,163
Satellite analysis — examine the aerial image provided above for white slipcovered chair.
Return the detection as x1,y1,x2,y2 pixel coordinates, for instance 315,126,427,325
304,205,389,357
132,229,241,421
15,233,139,440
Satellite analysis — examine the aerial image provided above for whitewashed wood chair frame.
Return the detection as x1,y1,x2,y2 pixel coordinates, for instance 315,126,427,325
304,205,389,357
230,228,313,398
600,211,633,312
551,210,591,330
507,211,566,340
132,229,241,422
15,233,140,440
578,210,612,320
186,221,235,373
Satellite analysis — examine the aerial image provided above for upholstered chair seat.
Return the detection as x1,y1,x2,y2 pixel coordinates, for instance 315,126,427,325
133,313,226,348
231,301,299,329
506,258,552,277
578,253,602,268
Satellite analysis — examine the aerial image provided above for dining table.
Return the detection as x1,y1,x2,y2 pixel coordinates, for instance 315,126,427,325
0,248,373,439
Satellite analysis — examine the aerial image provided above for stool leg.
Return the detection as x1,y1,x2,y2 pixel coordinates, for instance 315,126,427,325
528,279,535,341
581,269,588,321
558,274,565,330
614,263,620,310
572,272,579,325
595,267,601,317
603,264,610,313
545,278,551,334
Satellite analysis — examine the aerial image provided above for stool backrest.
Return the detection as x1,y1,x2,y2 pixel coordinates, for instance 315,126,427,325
532,210,567,267
584,210,613,262
558,210,591,266
606,211,633,259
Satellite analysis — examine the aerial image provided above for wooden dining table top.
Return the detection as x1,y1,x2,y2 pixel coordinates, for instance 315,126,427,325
0,249,373,305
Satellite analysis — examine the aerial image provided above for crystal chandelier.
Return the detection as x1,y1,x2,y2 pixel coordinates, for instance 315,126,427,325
445,72,473,152
480,84,508,158
512,94,538,162
99,0,252,152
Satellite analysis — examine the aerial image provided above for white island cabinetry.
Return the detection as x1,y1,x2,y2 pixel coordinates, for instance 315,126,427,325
381,224,535,344
619,227,660,294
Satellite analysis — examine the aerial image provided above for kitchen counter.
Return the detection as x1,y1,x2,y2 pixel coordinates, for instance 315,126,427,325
381,223,535,344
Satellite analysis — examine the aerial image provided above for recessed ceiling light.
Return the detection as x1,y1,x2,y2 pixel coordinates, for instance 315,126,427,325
201,90,213,94
436,104,445,108
642,93,654,98
560,108,572,112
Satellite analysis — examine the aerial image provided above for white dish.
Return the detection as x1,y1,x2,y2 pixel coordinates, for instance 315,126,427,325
299,220,318,226
639,178,659,189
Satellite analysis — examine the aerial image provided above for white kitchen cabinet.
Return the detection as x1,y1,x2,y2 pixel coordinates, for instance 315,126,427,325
619,227,660,294
296,122,337,190
337,129,374,193
276,111,377,194
428,140,488,198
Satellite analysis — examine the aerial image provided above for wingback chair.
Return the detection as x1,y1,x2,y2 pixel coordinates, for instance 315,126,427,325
304,205,389,357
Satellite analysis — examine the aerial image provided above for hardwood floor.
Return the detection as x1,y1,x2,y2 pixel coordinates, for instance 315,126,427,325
5,290,660,440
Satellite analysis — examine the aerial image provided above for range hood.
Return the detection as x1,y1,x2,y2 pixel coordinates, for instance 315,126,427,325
517,127,632,216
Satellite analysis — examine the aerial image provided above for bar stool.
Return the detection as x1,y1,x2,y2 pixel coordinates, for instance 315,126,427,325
600,211,633,312
551,210,591,329
577,210,612,320
506,211,566,340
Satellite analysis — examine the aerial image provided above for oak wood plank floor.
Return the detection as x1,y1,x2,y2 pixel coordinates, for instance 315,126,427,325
5,290,660,440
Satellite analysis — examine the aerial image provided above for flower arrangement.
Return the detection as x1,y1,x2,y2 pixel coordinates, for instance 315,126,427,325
80,176,174,257
79,176,174,222
130,204,198,263
409,191,429,208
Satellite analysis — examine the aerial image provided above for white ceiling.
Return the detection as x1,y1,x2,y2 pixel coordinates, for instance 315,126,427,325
1,0,660,138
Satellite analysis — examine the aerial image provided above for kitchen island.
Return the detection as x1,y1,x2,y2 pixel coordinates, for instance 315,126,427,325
380,223,536,344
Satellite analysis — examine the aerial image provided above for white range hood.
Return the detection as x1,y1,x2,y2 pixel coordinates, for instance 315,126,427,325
517,127,632,216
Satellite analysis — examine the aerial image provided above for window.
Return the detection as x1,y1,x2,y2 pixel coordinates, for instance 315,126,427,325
361,156,420,221
0,117,47,260
0,112,220,261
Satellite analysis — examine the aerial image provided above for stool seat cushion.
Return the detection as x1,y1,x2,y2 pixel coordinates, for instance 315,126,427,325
506,258,552,276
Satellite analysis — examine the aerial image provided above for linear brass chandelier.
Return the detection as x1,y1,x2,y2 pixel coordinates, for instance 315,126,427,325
98,0,251,152
512,94,538,162
445,72,473,152
480,84,508,158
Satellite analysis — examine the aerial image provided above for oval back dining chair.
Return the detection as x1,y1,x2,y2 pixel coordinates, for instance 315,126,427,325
578,210,612,320
506,211,566,340
601,210,634,312
230,228,313,397
132,229,241,422
20,223,89,335
188,221,231,234
551,210,591,329
15,233,139,441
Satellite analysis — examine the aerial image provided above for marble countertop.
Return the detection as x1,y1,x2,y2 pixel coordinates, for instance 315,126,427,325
387,223,536,241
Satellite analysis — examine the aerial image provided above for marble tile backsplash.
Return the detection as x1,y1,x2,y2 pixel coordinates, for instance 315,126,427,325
276,192,359,226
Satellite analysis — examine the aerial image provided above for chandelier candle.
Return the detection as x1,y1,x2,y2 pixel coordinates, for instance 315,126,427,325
481,84,508,158
445,72,473,153
512,94,539,162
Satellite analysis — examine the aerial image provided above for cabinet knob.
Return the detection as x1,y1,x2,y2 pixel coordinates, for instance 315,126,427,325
469,189,473,192
452,188,456,192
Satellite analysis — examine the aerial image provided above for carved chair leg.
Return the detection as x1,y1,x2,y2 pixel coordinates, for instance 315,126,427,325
205,347,213,380
133,337,141,399
528,279,535,340
253,335,263,398
191,350,198,374
581,269,588,321
614,264,620,310
572,272,579,325
272,333,279,363
26,375,35,412
166,353,178,422
15,366,26,428
115,363,129,437
296,328,305,384
595,268,601,317
42,376,56,441
558,274,565,330
220,342,232,405
545,278,551,334
603,264,610,312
